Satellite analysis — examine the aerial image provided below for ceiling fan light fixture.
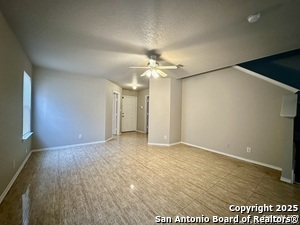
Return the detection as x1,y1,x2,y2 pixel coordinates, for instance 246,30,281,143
130,53,180,78
247,12,261,23
146,70,152,77
152,70,159,78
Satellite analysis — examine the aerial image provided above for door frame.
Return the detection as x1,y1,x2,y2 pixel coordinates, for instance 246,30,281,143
112,91,121,135
145,95,149,133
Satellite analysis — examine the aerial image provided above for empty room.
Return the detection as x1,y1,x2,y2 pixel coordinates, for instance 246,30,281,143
1,0,300,224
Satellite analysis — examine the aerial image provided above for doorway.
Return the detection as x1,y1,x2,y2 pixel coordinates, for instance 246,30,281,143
112,91,120,135
294,94,300,183
122,95,137,132
145,95,149,133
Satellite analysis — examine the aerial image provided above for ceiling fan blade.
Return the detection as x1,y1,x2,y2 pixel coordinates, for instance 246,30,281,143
157,66,178,70
157,70,168,77
129,66,149,69
140,70,149,77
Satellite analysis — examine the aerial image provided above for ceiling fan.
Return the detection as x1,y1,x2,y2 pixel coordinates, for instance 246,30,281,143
130,55,181,78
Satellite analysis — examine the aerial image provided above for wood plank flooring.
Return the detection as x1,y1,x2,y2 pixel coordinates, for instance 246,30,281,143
0,132,299,224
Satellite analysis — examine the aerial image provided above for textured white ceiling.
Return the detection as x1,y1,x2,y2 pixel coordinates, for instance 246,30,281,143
0,0,299,90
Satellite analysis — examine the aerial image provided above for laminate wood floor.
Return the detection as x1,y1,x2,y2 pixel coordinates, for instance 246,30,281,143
0,132,299,224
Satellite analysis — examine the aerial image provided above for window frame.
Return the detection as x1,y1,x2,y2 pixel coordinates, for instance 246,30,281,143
22,71,33,140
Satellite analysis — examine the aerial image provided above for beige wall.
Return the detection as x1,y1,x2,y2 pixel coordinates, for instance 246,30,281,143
148,78,171,144
32,67,122,149
122,89,137,97
137,89,149,133
148,78,182,145
0,12,32,199
170,79,182,144
181,67,294,180
32,67,108,149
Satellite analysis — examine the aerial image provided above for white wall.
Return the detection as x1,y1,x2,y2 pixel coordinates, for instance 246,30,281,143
32,67,107,149
137,89,149,133
181,67,294,180
0,12,32,199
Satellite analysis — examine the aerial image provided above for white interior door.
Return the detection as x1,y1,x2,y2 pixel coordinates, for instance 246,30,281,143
122,95,137,132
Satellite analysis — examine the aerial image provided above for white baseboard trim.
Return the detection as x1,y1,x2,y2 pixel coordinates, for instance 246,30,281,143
281,170,295,184
0,152,32,204
148,142,181,147
136,130,146,134
169,142,182,146
280,176,293,184
105,137,113,142
182,142,282,171
32,140,106,152
148,143,169,146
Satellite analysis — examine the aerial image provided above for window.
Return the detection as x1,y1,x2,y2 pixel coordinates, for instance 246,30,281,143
23,71,32,139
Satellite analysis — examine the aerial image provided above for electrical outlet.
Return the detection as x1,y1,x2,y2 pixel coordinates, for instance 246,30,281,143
12,160,16,169
79,134,83,139
164,135,167,140
246,147,251,153
25,148,28,153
